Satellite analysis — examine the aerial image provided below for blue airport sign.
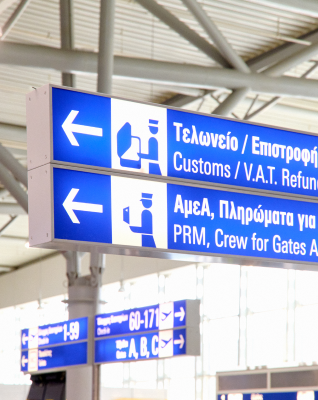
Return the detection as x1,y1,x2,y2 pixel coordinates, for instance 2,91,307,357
21,342,87,372
30,165,318,265
218,391,318,400
28,85,318,198
95,327,199,363
95,300,199,338
21,317,88,350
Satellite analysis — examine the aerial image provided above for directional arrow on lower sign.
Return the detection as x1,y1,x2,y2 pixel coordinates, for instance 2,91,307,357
174,334,185,349
63,188,103,224
62,110,103,147
21,354,28,368
94,327,199,364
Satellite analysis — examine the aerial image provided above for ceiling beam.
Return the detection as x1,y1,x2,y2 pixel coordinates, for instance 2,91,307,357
247,29,318,72
0,202,25,214
1,43,318,100
0,143,27,187
0,0,31,40
253,0,318,18
0,163,27,212
0,122,26,146
212,87,250,116
265,42,318,77
134,0,230,67
181,0,250,73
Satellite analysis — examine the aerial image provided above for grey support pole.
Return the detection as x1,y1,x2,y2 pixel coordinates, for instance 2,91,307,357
212,87,250,116
97,0,116,94
0,0,31,41
0,143,27,187
180,0,250,117
135,0,229,67
181,0,250,74
60,0,75,87
265,42,318,77
0,163,27,212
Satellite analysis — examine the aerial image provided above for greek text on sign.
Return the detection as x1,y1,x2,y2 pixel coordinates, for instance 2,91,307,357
27,85,318,198
28,165,318,265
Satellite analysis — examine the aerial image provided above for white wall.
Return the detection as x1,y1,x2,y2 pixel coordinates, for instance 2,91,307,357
0,384,167,400
0,253,190,308
0,384,30,400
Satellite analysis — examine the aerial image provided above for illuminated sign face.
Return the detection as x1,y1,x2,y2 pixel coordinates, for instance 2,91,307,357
28,85,318,198
21,318,88,372
28,165,318,265
218,391,316,400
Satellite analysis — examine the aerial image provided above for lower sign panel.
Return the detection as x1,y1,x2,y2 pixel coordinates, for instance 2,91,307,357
94,327,200,363
29,165,318,266
21,342,87,372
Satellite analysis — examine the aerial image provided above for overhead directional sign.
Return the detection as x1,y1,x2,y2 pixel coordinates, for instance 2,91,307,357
95,300,199,338
28,165,318,266
94,327,199,363
20,317,88,373
21,342,87,372
27,84,318,198
218,391,318,400
21,317,88,350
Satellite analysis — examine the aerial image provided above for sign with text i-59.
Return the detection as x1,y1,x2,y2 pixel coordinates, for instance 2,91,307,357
27,84,318,198
20,317,88,372
21,317,88,350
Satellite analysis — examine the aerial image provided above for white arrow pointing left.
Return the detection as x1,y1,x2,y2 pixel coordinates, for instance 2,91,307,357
174,307,185,322
62,110,103,146
63,188,103,224
22,355,28,368
174,334,185,349
22,333,28,346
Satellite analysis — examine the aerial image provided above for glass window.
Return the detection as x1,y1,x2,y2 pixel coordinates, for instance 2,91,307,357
296,270,318,306
295,304,318,363
247,267,287,313
247,309,287,366
130,360,157,389
204,264,240,319
164,265,196,302
101,363,124,388
130,274,159,308
208,316,239,372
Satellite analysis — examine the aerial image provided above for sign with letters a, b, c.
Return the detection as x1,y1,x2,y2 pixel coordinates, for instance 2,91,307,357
27,84,318,198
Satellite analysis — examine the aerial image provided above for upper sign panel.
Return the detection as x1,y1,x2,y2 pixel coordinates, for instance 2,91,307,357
27,85,318,198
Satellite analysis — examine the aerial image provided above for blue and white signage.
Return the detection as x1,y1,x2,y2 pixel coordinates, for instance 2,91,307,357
21,317,88,350
95,327,199,363
21,342,87,372
27,85,318,198
95,300,199,338
29,165,318,265
20,317,88,372
218,391,318,400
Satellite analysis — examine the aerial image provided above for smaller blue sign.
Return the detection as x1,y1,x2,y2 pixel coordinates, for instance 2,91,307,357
21,317,88,349
218,391,318,400
95,327,188,363
95,300,188,338
21,342,87,372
